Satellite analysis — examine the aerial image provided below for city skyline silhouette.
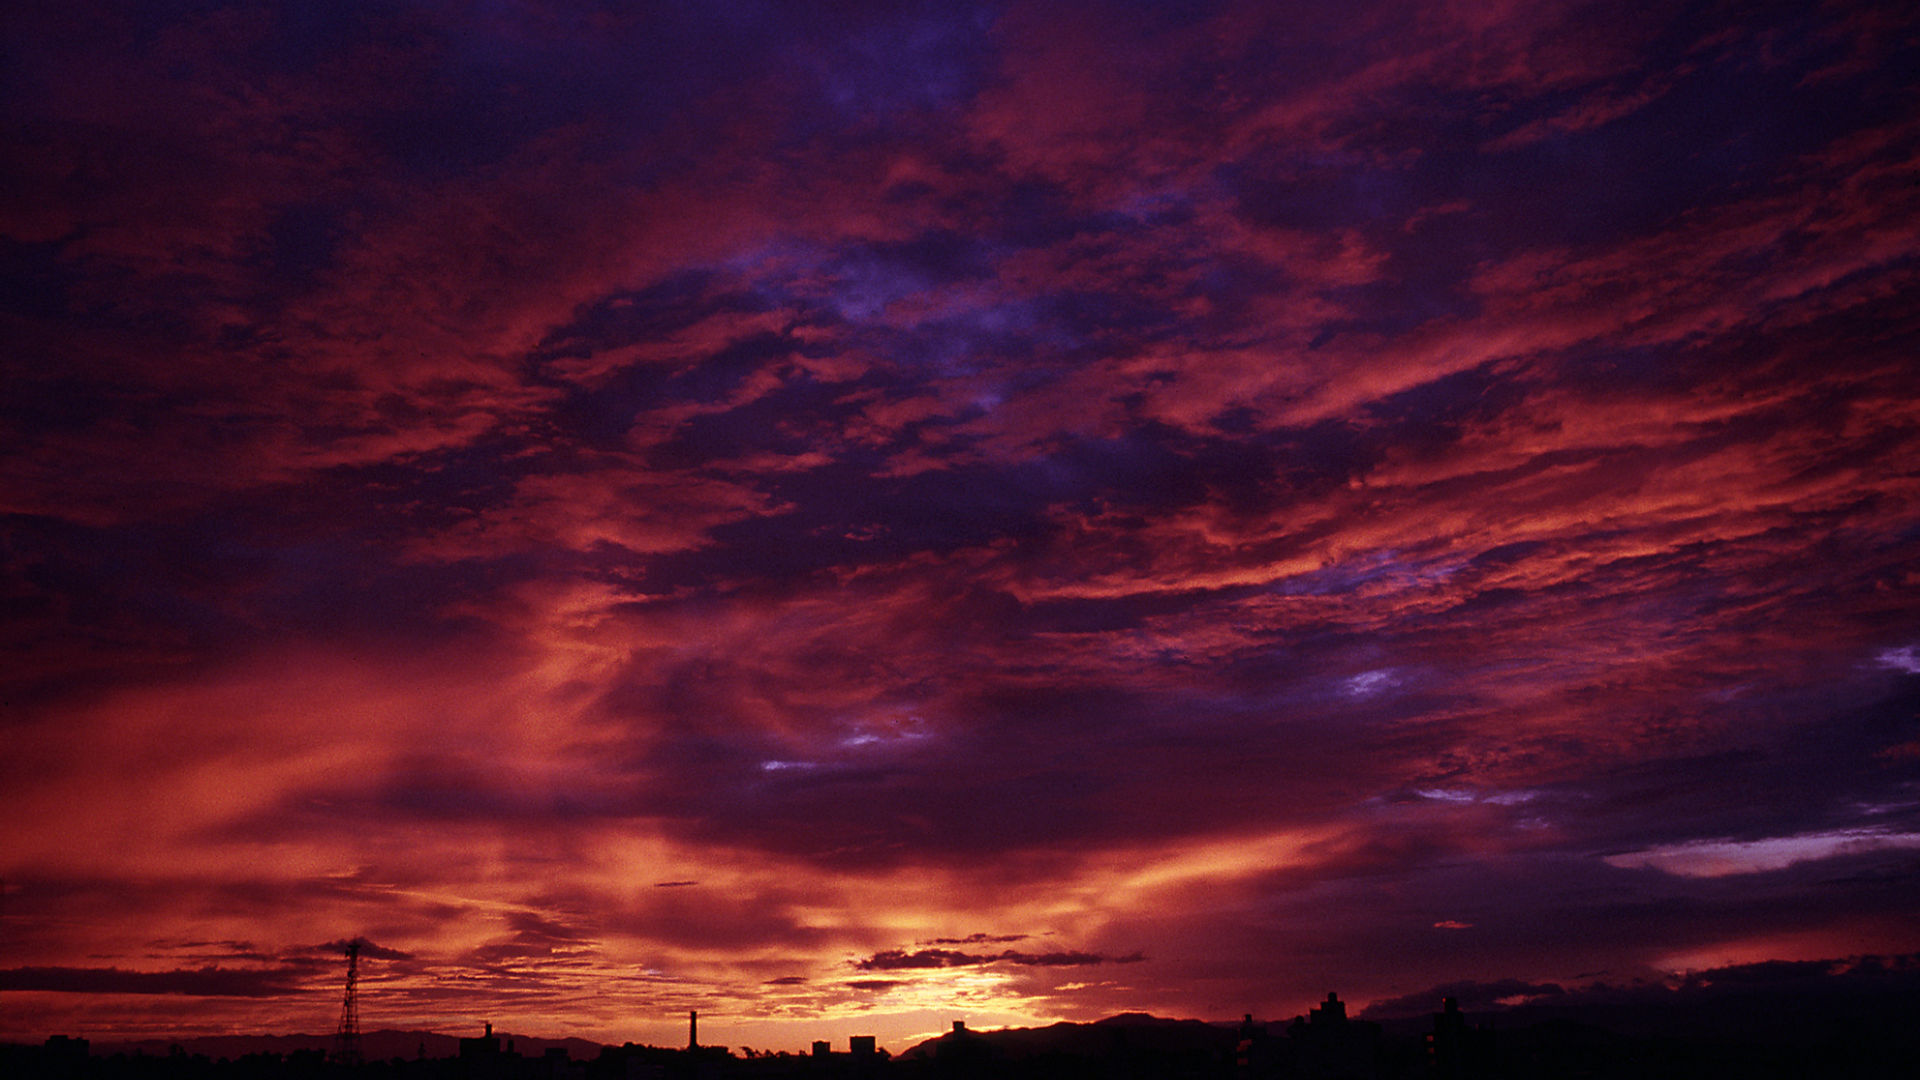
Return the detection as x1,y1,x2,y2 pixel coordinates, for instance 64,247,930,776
10,976,1919,1078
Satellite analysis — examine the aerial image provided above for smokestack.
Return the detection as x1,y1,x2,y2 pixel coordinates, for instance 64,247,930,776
688,1010,698,1050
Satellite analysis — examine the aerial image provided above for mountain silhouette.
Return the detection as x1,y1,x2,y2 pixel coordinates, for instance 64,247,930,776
900,1013,1237,1062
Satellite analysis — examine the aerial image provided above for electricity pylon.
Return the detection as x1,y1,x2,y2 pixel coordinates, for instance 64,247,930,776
333,939,362,1066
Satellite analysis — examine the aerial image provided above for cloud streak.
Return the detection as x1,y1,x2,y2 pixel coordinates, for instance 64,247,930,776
855,949,1145,971
0,968,307,998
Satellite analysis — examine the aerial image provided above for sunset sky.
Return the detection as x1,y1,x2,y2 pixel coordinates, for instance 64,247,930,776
4,0,1919,1055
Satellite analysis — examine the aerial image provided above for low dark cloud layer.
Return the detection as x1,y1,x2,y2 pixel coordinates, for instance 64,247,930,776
856,949,1144,971
0,967,306,998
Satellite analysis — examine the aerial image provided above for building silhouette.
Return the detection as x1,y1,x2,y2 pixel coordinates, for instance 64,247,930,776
1286,992,1382,1079
1426,997,1493,1079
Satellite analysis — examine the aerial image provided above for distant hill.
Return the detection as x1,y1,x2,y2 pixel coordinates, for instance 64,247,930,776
89,1029,611,1062
900,1013,1239,1062
1357,956,1920,1050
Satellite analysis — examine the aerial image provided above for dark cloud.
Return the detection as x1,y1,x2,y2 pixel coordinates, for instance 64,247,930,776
0,966,305,998
855,948,1143,971
312,938,412,961
1360,979,1566,1019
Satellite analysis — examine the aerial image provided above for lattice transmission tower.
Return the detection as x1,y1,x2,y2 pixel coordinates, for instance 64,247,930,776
333,939,362,1066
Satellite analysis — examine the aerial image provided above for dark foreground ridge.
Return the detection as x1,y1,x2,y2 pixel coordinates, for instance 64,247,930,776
7,989,1918,1080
